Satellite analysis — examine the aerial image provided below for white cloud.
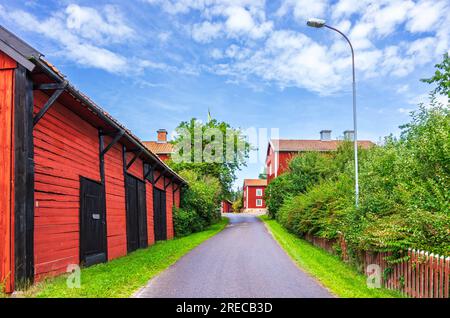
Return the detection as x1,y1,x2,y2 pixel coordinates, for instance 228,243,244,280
65,4,134,44
147,0,272,41
211,30,344,94
0,5,169,74
277,0,328,22
406,0,448,33
191,21,223,43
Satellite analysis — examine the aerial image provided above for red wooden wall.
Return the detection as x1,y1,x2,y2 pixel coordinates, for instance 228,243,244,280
33,90,101,280
1,56,182,287
0,51,16,293
103,137,127,260
145,180,155,246
166,183,174,239
244,186,266,209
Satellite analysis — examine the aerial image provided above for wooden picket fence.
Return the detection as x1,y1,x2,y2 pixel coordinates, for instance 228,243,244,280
303,234,450,298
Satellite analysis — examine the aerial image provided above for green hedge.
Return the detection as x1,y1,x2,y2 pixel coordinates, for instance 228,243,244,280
173,170,221,237
269,100,449,257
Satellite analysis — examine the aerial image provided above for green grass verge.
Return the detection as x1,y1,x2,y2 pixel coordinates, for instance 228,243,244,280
260,215,403,298
25,218,228,298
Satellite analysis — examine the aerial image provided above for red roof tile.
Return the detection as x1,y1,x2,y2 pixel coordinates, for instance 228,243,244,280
143,141,174,154
271,139,375,152
244,179,267,187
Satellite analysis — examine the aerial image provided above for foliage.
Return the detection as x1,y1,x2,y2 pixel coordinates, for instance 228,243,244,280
265,151,338,218
26,219,228,298
274,98,450,256
232,192,243,212
168,118,250,197
421,53,450,98
173,170,222,236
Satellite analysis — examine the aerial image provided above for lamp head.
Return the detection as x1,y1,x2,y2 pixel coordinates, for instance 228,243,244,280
307,18,326,28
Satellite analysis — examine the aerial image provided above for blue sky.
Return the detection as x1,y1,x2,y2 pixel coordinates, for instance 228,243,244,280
1,0,449,189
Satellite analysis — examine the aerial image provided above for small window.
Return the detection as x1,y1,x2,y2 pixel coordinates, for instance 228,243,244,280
256,199,263,207
256,189,263,197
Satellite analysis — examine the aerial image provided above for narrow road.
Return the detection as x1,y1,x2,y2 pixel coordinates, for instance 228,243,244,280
134,214,332,298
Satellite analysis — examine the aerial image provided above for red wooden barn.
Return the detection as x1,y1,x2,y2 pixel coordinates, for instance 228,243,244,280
0,26,186,293
220,200,233,213
242,179,267,212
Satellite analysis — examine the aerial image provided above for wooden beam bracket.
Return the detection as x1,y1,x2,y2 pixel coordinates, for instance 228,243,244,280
33,81,68,126
164,176,173,190
33,83,67,90
126,149,143,170
144,163,155,182
153,168,166,185
100,130,124,156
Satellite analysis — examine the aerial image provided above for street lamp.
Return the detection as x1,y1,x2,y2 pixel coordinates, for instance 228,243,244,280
307,18,360,207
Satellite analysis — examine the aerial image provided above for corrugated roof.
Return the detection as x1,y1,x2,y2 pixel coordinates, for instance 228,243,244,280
270,139,375,152
143,141,174,154
244,179,267,187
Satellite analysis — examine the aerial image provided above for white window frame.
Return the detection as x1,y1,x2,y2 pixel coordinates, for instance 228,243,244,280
256,189,263,197
256,199,263,207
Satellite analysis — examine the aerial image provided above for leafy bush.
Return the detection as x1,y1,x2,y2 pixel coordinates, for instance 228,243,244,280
265,152,336,218
173,170,222,237
232,192,243,212
274,98,449,257
172,208,207,237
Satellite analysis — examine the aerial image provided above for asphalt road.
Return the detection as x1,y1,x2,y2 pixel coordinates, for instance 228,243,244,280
134,214,333,298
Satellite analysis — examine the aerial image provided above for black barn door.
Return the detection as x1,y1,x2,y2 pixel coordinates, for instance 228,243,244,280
80,178,107,266
126,174,148,253
153,188,167,241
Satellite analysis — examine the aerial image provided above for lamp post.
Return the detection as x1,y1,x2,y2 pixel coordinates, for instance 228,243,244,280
307,18,359,207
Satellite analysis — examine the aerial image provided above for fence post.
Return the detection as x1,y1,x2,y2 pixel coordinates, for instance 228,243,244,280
445,257,449,299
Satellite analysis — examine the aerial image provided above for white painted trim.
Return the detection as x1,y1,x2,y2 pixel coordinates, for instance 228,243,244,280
275,151,279,177
256,189,263,197
256,199,263,207
246,186,249,209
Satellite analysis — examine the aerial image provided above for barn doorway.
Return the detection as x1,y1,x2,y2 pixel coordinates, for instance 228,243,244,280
80,177,107,266
153,188,167,241
125,174,148,253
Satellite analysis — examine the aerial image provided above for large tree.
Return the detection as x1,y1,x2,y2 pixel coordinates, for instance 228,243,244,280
421,53,450,98
168,118,250,197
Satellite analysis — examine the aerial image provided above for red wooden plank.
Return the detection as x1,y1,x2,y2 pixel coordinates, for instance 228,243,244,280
439,256,444,298
0,56,15,292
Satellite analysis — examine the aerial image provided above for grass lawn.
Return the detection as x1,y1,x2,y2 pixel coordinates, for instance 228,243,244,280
260,215,403,298
23,218,228,298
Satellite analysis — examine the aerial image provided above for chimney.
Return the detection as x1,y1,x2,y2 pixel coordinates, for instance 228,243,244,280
157,129,168,143
343,130,355,141
320,130,331,141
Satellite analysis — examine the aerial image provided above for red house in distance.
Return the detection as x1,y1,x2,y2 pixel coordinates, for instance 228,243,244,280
221,200,233,213
143,129,174,161
266,130,375,183
243,179,267,212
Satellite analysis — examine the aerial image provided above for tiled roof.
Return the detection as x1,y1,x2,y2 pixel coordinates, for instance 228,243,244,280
244,179,267,187
143,141,174,154
271,139,375,152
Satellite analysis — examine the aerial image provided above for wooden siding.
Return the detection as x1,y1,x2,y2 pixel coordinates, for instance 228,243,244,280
0,51,16,292
174,189,180,209
103,136,127,260
166,182,174,239
125,152,143,180
145,180,155,246
33,90,101,280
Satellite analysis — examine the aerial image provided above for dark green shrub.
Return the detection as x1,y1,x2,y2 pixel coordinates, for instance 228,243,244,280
173,170,221,237
173,207,207,237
